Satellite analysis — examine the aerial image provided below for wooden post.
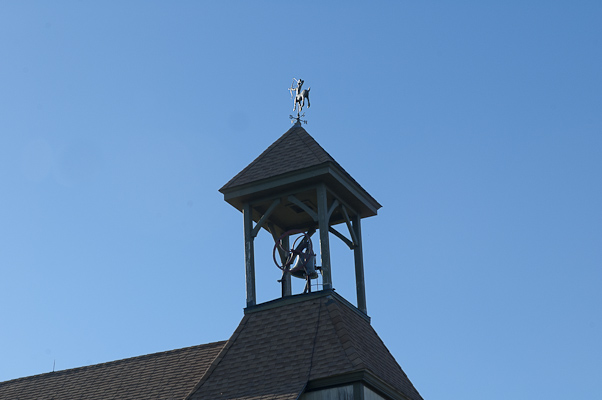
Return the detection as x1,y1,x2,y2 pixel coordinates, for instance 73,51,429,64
353,214,367,314
269,222,292,298
281,236,291,297
317,183,332,289
243,202,256,307
353,382,363,400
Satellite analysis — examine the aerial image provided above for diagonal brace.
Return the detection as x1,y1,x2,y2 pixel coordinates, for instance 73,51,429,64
341,205,359,247
327,199,339,221
251,198,280,238
287,195,318,221
329,226,355,249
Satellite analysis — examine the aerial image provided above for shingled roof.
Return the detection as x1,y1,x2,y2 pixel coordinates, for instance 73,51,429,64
0,291,423,400
220,124,336,191
0,341,225,400
187,291,423,400
219,125,381,220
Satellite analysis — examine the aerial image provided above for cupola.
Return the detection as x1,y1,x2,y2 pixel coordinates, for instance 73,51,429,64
219,122,381,314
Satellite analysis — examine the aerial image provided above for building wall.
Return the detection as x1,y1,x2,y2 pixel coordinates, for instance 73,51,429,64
299,384,387,400
300,384,388,400
300,385,354,400
364,386,387,400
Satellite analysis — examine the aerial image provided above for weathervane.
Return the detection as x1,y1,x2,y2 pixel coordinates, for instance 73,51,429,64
288,78,310,124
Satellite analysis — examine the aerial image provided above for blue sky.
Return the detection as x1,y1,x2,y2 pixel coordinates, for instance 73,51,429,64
1,2,601,399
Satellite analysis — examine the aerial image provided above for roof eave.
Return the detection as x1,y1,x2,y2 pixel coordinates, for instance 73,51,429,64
220,162,381,218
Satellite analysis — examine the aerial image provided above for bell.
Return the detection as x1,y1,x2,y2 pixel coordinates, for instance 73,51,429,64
305,254,318,279
290,253,317,280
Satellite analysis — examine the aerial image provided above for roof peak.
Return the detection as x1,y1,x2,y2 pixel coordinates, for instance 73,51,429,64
220,125,335,192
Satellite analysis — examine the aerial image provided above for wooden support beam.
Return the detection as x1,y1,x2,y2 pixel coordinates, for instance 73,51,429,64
317,183,331,289
329,226,354,250
287,194,318,221
280,238,291,297
352,214,367,314
251,198,280,238
327,199,340,221
353,382,363,400
243,202,256,307
341,205,359,247
268,222,291,297
268,222,286,265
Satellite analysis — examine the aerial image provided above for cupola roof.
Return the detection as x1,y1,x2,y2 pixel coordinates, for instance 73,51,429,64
220,125,381,223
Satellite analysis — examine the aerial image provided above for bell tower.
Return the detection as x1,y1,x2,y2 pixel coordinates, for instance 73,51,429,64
219,79,381,314
219,124,381,314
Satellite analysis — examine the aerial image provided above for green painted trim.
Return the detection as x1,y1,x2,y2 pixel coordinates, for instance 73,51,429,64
244,289,370,322
222,164,331,200
243,202,256,307
325,165,381,213
221,162,381,218
353,382,364,400
248,182,319,209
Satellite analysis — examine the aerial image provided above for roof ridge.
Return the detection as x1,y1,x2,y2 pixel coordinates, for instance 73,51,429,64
220,126,298,190
324,297,367,370
292,127,333,164
220,126,345,192
0,341,226,385
183,315,251,400
363,320,421,395
333,302,424,400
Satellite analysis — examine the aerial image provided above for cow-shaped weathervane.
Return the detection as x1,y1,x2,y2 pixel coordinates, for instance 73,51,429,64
288,78,310,124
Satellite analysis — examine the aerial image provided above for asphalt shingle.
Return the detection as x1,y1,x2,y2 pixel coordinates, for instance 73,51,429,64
187,292,423,400
0,293,423,400
221,125,336,191
0,342,225,400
